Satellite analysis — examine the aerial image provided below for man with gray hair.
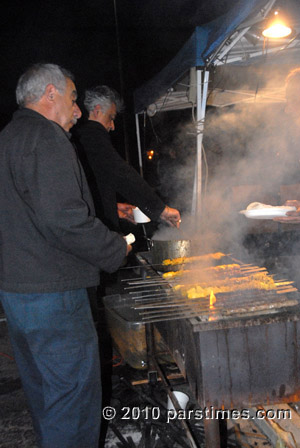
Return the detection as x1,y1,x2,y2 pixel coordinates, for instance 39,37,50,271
0,64,131,447
74,85,181,233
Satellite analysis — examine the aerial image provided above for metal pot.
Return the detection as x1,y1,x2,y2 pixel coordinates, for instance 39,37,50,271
150,239,192,271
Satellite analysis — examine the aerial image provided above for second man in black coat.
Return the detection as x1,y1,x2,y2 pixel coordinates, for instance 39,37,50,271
73,85,181,233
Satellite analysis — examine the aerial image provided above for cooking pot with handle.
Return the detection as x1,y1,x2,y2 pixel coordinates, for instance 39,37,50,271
150,238,192,271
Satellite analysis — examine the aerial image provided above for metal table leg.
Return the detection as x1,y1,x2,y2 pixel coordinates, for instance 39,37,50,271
145,322,199,448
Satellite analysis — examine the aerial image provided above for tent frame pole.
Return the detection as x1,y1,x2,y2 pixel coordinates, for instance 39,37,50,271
207,0,275,66
135,113,143,177
192,68,209,217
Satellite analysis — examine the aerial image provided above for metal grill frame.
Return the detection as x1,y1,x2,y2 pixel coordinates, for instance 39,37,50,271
133,251,300,409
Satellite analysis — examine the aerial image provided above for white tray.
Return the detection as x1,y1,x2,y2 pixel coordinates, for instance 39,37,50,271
240,206,296,220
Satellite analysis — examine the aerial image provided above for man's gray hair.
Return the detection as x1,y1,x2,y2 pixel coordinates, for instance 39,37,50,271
16,63,74,108
84,85,123,114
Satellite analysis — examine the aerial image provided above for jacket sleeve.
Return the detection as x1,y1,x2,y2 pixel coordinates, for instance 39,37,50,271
92,132,166,221
20,124,127,273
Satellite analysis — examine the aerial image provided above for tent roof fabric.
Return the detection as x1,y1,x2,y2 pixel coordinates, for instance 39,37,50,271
133,0,272,113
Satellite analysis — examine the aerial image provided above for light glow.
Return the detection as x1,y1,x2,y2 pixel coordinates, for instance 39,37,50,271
262,10,292,39
262,22,292,38
147,149,155,160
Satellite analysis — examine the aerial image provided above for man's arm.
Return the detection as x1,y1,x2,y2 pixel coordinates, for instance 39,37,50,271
111,145,181,225
22,126,128,272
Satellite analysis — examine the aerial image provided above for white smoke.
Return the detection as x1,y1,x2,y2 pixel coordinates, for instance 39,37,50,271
152,64,300,263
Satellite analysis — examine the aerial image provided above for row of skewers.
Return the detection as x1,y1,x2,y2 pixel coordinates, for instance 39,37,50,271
122,253,299,323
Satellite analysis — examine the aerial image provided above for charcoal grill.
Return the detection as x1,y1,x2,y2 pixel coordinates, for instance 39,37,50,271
119,251,300,447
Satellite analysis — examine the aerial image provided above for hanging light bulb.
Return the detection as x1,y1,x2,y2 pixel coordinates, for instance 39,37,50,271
262,10,292,38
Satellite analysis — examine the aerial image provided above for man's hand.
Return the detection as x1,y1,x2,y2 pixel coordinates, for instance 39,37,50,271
273,200,300,223
117,203,136,224
160,206,181,228
125,243,132,256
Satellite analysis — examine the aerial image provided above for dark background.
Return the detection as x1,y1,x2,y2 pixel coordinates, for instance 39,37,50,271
0,0,235,157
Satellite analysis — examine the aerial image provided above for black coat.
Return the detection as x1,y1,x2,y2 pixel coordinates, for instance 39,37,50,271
74,121,165,231
0,109,127,293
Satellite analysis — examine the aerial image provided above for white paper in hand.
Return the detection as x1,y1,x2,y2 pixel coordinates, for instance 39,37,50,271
124,233,136,245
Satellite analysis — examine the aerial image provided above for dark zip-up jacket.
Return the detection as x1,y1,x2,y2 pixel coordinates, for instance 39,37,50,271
74,121,165,231
0,109,127,293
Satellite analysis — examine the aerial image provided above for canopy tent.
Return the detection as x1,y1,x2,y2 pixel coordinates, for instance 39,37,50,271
133,0,300,216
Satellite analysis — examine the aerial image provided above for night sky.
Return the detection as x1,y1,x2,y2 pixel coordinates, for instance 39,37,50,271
0,0,234,123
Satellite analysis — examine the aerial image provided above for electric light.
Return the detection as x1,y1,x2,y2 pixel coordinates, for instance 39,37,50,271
147,149,155,160
262,10,292,38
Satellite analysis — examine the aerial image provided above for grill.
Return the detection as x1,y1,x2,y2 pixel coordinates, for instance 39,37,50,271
127,252,299,324
112,251,300,447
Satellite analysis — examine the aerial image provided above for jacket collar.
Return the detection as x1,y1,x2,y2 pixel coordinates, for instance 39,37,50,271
14,108,72,139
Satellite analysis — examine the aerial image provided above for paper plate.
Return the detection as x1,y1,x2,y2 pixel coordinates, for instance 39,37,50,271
240,206,296,220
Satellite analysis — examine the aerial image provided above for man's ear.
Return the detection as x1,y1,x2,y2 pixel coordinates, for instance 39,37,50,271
91,105,103,119
96,105,103,115
45,84,56,102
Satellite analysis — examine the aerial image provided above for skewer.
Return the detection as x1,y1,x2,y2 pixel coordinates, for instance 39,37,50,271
121,277,149,282
133,294,178,302
120,254,268,272
132,283,297,303
122,256,300,322
135,297,295,313
125,279,173,286
121,265,271,289
124,282,171,290
276,287,298,294
141,313,205,323
129,288,168,295
125,273,274,290
275,281,294,286
133,295,179,303
134,288,293,309
132,291,172,299
139,304,298,323
121,254,234,272
134,290,297,310
240,268,267,274
138,297,300,323
125,268,269,283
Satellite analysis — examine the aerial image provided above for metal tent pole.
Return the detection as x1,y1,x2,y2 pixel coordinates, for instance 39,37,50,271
191,69,209,218
135,113,144,177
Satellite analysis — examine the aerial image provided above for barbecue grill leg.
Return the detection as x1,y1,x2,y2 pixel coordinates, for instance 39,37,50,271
146,323,158,385
145,323,199,448
204,419,221,448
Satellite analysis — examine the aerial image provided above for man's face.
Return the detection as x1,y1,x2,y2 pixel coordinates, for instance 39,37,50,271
285,80,300,126
96,103,117,132
54,78,82,131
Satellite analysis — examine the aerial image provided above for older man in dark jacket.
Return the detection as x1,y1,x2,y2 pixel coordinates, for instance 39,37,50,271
0,63,131,448
73,85,181,232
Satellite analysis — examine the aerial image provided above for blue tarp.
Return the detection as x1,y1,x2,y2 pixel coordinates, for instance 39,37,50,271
134,0,270,113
